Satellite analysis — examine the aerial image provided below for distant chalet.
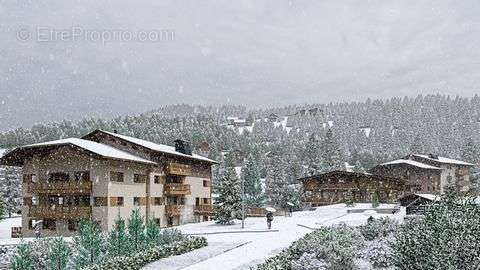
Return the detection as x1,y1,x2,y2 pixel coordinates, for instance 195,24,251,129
369,154,475,195
300,171,404,207
0,129,217,237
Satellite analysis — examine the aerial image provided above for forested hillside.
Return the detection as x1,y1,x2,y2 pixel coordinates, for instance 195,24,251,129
1,94,480,216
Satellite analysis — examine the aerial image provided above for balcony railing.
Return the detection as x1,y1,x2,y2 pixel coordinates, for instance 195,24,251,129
28,181,92,195
165,205,183,216
164,183,191,196
166,163,192,176
28,205,91,220
194,204,214,215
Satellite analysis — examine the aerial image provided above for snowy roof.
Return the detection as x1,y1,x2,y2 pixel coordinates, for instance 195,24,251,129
21,138,155,164
412,154,475,166
0,149,6,158
88,130,217,163
416,194,440,201
379,159,441,170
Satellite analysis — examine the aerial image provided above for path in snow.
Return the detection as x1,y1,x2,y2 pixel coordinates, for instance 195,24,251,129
142,241,248,270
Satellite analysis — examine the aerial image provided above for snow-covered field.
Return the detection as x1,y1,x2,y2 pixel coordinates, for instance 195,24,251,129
0,204,405,270
171,204,404,270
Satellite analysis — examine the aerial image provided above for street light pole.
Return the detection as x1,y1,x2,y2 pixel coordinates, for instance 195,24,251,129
241,174,245,229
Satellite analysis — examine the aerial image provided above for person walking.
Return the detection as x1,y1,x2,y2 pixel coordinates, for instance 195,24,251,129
266,211,274,229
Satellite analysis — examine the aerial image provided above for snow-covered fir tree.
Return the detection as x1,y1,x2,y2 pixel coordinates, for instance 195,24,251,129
0,164,21,217
108,213,129,257
145,217,160,248
265,154,297,209
214,152,242,225
241,153,264,207
127,208,146,252
322,129,344,172
47,238,71,270
71,220,104,269
10,242,33,270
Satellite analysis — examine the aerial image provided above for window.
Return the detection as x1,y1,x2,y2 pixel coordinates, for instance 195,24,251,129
203,198,210,204
154,218,161,226
110,197,124,206
68,220,77,231
43,219,56,230
134,197,141,206
23,174,36,183
203,180,210,187
110,172,124,182
74,171,90,181
153,197,164,205
49,172,69,182
94,197,108,207
134,174,147,183
154,175,164,184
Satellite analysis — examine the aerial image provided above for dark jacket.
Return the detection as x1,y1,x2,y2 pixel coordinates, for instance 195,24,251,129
266,212,274,221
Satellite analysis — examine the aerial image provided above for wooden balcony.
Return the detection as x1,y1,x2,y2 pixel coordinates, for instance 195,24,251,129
164,183,191,196
28,181,92,195
165,205,183,216
166,163,192,176
194,204,214,215
28,205,91,220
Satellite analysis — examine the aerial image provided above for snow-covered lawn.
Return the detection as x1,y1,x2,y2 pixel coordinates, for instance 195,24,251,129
170,204,404,270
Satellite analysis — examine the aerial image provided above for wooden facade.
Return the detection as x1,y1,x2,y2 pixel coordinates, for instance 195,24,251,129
300,171,404,206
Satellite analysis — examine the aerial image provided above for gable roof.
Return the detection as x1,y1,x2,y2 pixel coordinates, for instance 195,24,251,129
378,159,441,170
411,154,475,166
83,130,217,164
1,138,156,166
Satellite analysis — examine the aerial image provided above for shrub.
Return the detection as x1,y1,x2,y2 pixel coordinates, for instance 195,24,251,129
359,217,398,241
393,195,480,269
81,236,207,270
360,236,394,268
291,253,327,270
10,242,33,270
157,228,185,246
256,224,365,270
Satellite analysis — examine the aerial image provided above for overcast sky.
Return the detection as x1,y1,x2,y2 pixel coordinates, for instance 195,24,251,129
1,0,480,130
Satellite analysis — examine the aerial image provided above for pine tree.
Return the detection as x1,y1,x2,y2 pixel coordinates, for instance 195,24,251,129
242,154,264,207
0,165,21,217
322,129,344,172
145,218,160,248
214,152,242,225
127,208,146,252
108,214,129,257
11,242,33,270
265,155,289,208
72,219,103,269
48,238,71,270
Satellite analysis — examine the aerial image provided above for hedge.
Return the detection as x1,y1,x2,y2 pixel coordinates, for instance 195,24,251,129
81,236,207,270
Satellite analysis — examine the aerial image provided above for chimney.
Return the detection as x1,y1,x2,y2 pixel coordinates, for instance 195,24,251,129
113,129,118,134
174,139,192,155
428,153,439,159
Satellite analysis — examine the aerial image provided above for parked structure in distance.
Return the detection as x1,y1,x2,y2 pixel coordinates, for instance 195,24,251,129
369,154,475,195
0,129,217,237
300,171,404,207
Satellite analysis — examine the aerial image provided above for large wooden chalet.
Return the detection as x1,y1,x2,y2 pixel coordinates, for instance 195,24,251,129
300,171,404,207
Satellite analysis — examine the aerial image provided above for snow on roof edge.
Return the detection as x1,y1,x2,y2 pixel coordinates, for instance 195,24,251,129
379,159,441,170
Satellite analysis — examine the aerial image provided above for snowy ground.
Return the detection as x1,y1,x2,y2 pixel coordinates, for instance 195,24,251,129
0,204,405,269
153,203,405,270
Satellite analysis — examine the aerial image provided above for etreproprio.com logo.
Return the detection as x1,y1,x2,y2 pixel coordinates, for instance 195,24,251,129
16,26,175,44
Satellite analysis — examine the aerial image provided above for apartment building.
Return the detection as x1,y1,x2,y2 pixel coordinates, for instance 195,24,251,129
369,154,475,194
0,129,217,237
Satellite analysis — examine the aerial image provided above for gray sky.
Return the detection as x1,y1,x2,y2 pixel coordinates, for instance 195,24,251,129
1,0,480,130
